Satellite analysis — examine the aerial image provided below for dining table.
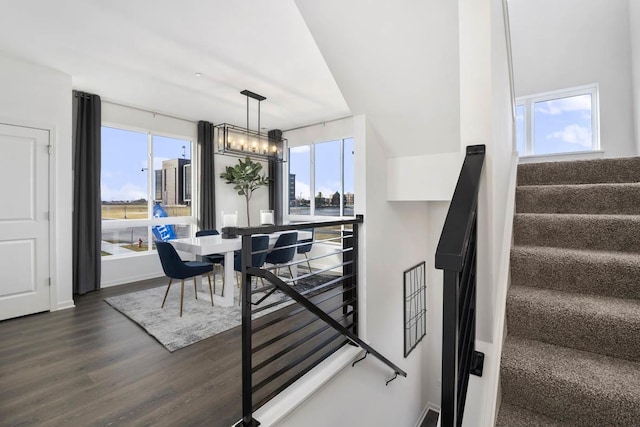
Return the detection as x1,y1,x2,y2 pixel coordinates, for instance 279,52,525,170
170,230,312,307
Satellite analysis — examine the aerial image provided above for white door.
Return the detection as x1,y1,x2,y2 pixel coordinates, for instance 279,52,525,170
0,123,50,321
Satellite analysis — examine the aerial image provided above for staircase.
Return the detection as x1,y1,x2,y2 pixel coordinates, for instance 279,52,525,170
497,157,640,426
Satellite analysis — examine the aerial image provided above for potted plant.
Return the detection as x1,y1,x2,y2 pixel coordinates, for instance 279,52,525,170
219,156,270,226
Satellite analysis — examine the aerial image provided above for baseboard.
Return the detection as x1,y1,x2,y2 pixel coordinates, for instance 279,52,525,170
101,272,164,288
56,299,76,310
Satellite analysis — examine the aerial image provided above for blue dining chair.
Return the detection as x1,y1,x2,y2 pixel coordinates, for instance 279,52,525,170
156,241,214,317
222,235,269,305
296,228,315,272
265,232,298,283
195,229,225,294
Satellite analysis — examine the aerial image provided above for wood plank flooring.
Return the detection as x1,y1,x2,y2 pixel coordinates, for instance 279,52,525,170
0,279,244,427
1,278,432,427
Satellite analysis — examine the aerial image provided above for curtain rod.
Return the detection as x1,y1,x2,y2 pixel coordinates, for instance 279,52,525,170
282,115,353,133
101,98,201,125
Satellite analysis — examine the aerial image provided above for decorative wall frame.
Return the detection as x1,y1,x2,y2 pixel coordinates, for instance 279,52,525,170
404,261,427,357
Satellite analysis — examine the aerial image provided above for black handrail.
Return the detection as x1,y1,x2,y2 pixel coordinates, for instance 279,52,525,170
435,145,486,427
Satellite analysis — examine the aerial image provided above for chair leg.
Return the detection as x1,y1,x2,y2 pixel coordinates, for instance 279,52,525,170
193,277,198,300
305,253,312,272
161,278,173,308
207,273,214,306
260,277,265,287
180,279,185,317
220,264,225,296
288,265,296,285
212,265,217,295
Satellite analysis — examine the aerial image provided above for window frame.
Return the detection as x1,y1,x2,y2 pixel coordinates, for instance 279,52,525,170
287,137,354,222
100,122,196,259
516,84,600,157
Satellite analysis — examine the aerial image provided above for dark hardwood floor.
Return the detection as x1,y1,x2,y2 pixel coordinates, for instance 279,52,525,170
1,278,434,427
0,278,245,427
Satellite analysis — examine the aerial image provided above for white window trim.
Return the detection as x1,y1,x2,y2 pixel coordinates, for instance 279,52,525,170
101,122,196,258
516,84,600,157
287,137,354,222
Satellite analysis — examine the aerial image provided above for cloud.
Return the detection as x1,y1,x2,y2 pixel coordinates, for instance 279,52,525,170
535,95,591,115
101,183,147,201
152,157,169,171
546,124,592,147
292,180,311,199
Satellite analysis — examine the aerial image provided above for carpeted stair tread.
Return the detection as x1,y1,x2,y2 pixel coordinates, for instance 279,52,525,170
507,285,640,361
496,402,563,427
513,213,640,253
510,245,640,300
501,336,640,425
516,182,640,214
518,157,640,186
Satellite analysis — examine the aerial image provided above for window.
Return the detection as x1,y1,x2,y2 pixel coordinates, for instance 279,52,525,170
516,85,599,156
101,126,194,258
288,137,354,218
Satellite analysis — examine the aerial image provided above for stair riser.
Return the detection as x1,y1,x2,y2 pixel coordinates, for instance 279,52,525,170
516,184,640,215
506,293,640,362
501,365,640,425
517,157,640,186
513,214,640,253
510,249,640,300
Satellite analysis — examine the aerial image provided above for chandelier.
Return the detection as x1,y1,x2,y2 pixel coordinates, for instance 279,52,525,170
215,90,287,162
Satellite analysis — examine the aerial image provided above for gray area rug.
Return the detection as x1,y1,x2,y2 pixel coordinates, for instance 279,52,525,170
105,281,292,352
105,273,333,352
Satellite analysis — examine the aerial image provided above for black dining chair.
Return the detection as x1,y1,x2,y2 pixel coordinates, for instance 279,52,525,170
296,228,315,272
195,229,225,295
156,241,214,317
265,232,299,283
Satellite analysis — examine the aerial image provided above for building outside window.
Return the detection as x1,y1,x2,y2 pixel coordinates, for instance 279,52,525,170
101,126,194,257
516,84,599,156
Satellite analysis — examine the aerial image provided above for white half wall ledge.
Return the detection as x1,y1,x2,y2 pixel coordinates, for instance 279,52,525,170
387,151,463,201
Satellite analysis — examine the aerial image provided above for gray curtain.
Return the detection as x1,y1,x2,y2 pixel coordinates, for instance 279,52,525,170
268,129,283,224
199,121,216,230
72,91,102,295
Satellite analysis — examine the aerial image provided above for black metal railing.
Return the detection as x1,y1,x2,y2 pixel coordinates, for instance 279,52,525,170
435,145,486,427
229,215,407,426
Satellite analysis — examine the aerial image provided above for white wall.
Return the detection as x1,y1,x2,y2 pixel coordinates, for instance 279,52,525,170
0,54,74,310
277,116,432,426
509,0,636,158
214,153,270,228
294,0,460,158
101,102,271,286
629,0,640,153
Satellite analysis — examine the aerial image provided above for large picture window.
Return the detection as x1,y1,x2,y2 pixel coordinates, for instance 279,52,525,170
516,85,599,156
101,126,194,257
288,137,354,218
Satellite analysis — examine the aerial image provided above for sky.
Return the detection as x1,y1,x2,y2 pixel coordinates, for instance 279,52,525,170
289,137,354,201
102,126,354,204
516,93,593,155
101,127,191,202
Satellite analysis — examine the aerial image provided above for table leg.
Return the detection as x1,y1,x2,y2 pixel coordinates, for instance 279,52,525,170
214,251,235,307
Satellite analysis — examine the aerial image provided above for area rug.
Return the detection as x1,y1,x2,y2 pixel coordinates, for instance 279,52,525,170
105,274,335,352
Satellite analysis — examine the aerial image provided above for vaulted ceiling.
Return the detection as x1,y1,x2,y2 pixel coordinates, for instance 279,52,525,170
0,0,462,157
0,0,350,131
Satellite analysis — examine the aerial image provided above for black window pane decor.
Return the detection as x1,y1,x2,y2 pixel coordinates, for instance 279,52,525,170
404,261,427,357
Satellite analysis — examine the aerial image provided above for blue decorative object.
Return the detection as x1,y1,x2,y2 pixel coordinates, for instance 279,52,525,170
152,203,176,241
